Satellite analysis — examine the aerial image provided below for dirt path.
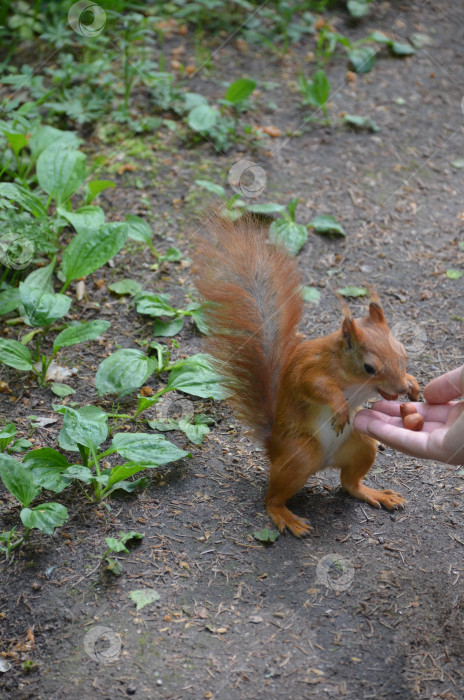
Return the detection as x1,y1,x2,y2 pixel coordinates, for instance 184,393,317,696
1,1,463,698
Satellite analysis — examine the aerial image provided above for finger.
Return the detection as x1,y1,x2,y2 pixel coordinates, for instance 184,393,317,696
442,409,464,464
356,410,446,434
366,401,443,417
419,421,452,434
445,402,464,427
353,416,433,459
423,366,464,404
355,410,398,431
367,400,402,416
356,409,403,426
366,402,455,423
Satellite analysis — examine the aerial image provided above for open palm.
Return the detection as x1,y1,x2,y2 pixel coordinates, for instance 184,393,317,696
354,366,464,465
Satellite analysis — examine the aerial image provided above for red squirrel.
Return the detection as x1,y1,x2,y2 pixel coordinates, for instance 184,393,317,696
193,212,420,537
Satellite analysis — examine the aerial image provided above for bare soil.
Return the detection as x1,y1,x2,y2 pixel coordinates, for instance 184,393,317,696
1,1,464,699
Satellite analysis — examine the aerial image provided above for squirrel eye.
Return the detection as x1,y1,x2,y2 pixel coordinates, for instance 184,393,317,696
364,363,376,375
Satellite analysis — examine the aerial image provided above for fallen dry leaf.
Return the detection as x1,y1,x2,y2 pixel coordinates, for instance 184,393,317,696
33,360,77,383
171,46,185,57
0,659,11,672
29,417,57,428
259,125,282,138
76,280,85,301
249,615,264,624
117,163,137,175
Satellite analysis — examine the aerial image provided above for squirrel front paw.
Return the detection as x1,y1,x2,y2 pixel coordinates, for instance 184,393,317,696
331,403,350,435
406,374,420,401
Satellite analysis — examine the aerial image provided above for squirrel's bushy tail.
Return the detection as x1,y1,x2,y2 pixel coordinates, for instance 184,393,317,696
193,211,303,446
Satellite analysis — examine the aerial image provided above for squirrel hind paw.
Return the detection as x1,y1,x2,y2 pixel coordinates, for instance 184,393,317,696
267,505,312,538
343,483,406,511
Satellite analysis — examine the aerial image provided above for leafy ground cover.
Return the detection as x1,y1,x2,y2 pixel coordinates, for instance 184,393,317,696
0,0,463,698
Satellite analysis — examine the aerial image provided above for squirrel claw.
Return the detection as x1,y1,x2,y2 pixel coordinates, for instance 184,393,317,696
331,410,350,436
266,504,312,538
406,373,420,401
343,483,406,511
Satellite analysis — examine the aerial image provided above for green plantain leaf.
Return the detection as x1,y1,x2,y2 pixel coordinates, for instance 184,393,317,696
61,222,128,284
36,145,86,206
0,454,39,506
95,349,157,397
53,320,111,350
21,503,68,534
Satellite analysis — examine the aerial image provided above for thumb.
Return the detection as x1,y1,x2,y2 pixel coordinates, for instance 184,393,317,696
423,366,464,404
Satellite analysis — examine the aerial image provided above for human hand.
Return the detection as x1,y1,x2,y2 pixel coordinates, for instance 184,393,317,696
354,366,464,465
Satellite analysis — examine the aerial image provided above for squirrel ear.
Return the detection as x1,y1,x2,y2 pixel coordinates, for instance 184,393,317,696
342,317,352,348
342,316,360,349
337,293,361,348
368,301,386,324
367,287,386,324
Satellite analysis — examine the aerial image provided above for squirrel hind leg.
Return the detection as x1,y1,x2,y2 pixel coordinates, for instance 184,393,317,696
265,435,319,538
266,502,312,537
337,433,406,510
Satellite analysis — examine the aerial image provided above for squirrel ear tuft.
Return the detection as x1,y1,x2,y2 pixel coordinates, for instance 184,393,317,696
336,293,352,320
366,287,386,324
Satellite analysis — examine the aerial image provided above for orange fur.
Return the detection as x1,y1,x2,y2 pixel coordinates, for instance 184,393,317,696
193,213,420,536
193,212,303,446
